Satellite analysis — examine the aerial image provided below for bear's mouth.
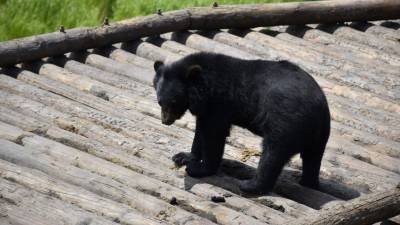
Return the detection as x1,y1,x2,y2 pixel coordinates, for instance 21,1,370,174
161,107,182,125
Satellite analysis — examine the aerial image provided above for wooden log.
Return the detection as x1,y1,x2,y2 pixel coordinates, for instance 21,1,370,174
0,91,290,223
44,126,297,223
163,31,259,60
230,29,399,101
2,137,215,225
0,137,266,225
289,185,400,225
316,24,400,56
304,24,400,66
0,157,161,225
68,51,154,85
0,178,118,225
28,57,384,200
121,40,182,63
350,22,400,43
145,36,198,56
0,99,306,224
1,66,398,206
94,46,154,69
200,30,400,114
0,76,341,213
162,31,400,141
1,0,400,66
44,44,395,178
262,27,400,77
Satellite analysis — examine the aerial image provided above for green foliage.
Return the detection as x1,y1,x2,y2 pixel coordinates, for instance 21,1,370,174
0,0,310,41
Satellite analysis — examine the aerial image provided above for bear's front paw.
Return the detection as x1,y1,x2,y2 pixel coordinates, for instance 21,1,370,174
172,152,193,167
186,161,217,178
239,179,271,195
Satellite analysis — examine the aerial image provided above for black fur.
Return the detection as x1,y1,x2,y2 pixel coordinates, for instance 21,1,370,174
153,52,330,194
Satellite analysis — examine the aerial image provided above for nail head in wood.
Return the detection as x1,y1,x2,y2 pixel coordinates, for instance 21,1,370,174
59,25,65,33
103,17,110,26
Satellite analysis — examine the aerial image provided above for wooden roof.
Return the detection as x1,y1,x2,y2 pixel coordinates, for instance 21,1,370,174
0,19,399,224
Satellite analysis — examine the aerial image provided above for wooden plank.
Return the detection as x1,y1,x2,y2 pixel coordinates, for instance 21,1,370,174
0,178,117,225
1,0,399,66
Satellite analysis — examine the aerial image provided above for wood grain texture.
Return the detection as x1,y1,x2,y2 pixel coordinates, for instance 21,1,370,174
1,0,400,66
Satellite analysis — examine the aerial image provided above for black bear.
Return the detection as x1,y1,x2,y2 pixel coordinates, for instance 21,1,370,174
153,52,330,194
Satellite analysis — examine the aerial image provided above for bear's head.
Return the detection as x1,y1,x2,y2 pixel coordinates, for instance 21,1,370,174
153,60,202,125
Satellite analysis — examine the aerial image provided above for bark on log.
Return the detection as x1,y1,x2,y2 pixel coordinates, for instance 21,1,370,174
1,0,400,66
289,185,400,225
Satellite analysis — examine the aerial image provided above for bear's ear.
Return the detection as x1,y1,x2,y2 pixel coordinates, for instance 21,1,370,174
154,61,164,72
186,65,202,79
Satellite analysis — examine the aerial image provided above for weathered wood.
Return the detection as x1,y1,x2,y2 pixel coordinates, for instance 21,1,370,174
0,101,309,223
0,157,161,225
122,40,182,63
2,137,215,225
0,75,346,211
94,46,154,69
145,36,198,56
1,0,399,66
230,29,399,101
0,178,118,225
1,63,398,207
261,27,400,77
46,125,300,223
200,30,400,114
350,22,400,42
0,137,266,225
164,32,258,60
304,24,400,66
289,185,400,225
316,24,400,56
68,51,154,84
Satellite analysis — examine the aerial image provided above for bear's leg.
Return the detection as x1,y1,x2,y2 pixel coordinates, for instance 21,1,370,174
172,121,202,167
299,146,325,189
239,139,292,194
185,115,230,177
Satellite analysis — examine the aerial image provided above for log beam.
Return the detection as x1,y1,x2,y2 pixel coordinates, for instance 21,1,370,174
290,184,400,225
1,0,400,66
